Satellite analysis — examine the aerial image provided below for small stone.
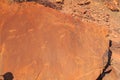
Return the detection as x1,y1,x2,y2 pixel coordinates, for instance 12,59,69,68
117,29,120,34
105,2,119,12
114,35,118,38
78,0,91,6
55,0,64,4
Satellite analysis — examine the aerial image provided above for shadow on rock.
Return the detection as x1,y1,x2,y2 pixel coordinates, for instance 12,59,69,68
3,72,14,80
96,40,112,80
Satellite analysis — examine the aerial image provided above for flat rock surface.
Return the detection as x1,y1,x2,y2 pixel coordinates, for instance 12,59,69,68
0,2,108,80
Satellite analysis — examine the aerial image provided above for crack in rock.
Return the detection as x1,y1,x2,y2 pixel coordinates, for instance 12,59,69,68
96,40,112,80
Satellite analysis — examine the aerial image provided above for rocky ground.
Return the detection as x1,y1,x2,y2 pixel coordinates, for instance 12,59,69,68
61,0,120,42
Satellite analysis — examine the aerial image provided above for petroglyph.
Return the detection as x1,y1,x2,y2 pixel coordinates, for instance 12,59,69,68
9,29,16,33
28,28,34,32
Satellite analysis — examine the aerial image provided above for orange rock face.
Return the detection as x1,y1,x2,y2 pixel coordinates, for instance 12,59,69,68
0,2,108,80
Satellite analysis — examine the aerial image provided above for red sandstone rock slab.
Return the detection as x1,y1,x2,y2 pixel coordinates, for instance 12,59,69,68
0,2,108,80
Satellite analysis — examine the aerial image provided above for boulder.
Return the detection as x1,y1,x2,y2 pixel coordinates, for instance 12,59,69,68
0,2,108,80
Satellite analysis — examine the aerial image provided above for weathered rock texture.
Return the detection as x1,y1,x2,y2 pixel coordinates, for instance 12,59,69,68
0,2,109,80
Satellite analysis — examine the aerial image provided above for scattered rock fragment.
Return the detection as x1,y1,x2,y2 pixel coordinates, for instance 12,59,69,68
55,0,64,4
77,0,91,6
105,2,119,12
114,28,120,34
